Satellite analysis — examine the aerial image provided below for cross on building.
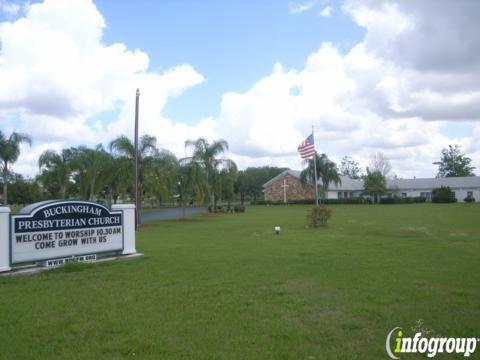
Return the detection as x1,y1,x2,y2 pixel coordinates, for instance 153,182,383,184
281,178,289,204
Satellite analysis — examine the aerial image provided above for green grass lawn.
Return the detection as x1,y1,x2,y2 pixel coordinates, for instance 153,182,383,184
1,204,479,359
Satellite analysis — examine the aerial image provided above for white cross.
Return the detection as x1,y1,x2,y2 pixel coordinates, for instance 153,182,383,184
281,178,289,203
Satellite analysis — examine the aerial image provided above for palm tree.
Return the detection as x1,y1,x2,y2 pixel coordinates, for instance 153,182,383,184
109,134,158,218
70,145,112,201
0,131,32,204
143,149,179,207
103,155,132,207
38,148,75,199
184,138,229,210
218,160,238,208
176,159,207,217
300,153,341,203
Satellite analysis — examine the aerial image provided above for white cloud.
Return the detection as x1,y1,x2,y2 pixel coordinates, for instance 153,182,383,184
0,0,20,15
318,5,333,17
289,1,315,14
14,141,64,177
2,0,480,179
214,1,480,177
0,0,211,176
341,1,480,122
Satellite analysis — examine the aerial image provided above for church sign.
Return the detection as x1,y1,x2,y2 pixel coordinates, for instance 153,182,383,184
10,201,124,264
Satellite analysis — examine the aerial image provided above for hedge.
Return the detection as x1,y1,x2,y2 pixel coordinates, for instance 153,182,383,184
252,197,366,205
253,196,431,205
379,196,427,204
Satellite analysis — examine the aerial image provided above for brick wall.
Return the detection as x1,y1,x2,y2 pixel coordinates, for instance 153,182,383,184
264,174,315,202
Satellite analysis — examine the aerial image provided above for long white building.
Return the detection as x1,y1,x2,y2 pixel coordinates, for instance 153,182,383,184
263,170,480,202
328,176,480,202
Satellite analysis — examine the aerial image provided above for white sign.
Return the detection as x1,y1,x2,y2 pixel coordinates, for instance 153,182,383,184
11,201,123,264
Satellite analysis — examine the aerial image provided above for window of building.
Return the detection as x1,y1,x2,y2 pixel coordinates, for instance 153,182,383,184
401,193,407,198
338,192,342,199
344,191,349,199
420,192,431,201
467,191,473,197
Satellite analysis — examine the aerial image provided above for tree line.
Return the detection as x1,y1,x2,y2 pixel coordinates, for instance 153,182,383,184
0,132,287,213
0,129,476,207
0,132,239,215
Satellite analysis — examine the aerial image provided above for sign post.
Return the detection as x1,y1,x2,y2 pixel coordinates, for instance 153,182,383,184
0,206,11,272
112,203,136,255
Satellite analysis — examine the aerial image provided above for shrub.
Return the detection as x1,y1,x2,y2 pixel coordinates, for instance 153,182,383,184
251,200,287,205
323,197,365,205
464,195,475,203
234,204,246,213
432,186,457,203
307,205,332,228
379,197,399,204
379,196,427,204
252,198,365,205
288,199,315,205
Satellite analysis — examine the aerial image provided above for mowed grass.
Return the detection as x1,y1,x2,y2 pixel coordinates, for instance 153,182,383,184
1,204,479,359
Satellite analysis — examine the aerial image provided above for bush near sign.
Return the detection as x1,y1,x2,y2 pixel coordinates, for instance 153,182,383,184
11,201,124,264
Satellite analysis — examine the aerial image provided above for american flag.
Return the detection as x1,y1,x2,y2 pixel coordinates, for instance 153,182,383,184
297,133,316,159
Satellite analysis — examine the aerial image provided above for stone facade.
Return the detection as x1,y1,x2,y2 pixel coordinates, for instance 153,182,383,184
264,173,315,202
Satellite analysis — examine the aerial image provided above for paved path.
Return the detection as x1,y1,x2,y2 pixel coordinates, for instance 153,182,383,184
141,207,205,222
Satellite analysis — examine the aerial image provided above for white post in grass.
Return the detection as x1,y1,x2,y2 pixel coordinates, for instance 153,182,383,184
112,203,136,255
0,206,11,272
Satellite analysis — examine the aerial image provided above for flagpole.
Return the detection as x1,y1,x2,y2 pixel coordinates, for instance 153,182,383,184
312,125,319,206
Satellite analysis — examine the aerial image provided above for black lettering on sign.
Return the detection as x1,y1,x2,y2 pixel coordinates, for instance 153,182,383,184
11,200,124,264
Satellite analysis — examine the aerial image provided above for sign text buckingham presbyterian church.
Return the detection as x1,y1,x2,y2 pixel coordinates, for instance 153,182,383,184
11,201,124,264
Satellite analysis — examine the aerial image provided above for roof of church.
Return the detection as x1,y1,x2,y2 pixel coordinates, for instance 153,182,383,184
262,170,302,188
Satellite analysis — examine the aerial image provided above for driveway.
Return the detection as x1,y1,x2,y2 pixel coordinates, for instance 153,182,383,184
141,207,206,222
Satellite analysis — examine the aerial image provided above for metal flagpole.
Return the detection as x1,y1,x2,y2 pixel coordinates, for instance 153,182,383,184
312,125,319,206
134,89,140,231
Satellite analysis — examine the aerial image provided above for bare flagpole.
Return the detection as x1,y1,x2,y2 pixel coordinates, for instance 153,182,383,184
312,125,319,206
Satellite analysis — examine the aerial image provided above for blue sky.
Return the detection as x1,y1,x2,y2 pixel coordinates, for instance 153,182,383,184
95,0,364,123
0,0,479,178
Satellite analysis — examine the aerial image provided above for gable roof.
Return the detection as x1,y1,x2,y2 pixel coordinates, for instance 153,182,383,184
262,170,302,188
262,170,359,190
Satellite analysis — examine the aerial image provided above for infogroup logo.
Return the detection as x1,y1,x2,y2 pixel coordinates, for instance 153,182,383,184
385,327,478,359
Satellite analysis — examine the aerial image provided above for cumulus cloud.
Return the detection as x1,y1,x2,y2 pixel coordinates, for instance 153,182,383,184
219,1,480,176
1,0,480,178
319,5,333,17
289,1,315,14
218,43,457,176
0,0,20,15
342,0,480,122
0,0,211,176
